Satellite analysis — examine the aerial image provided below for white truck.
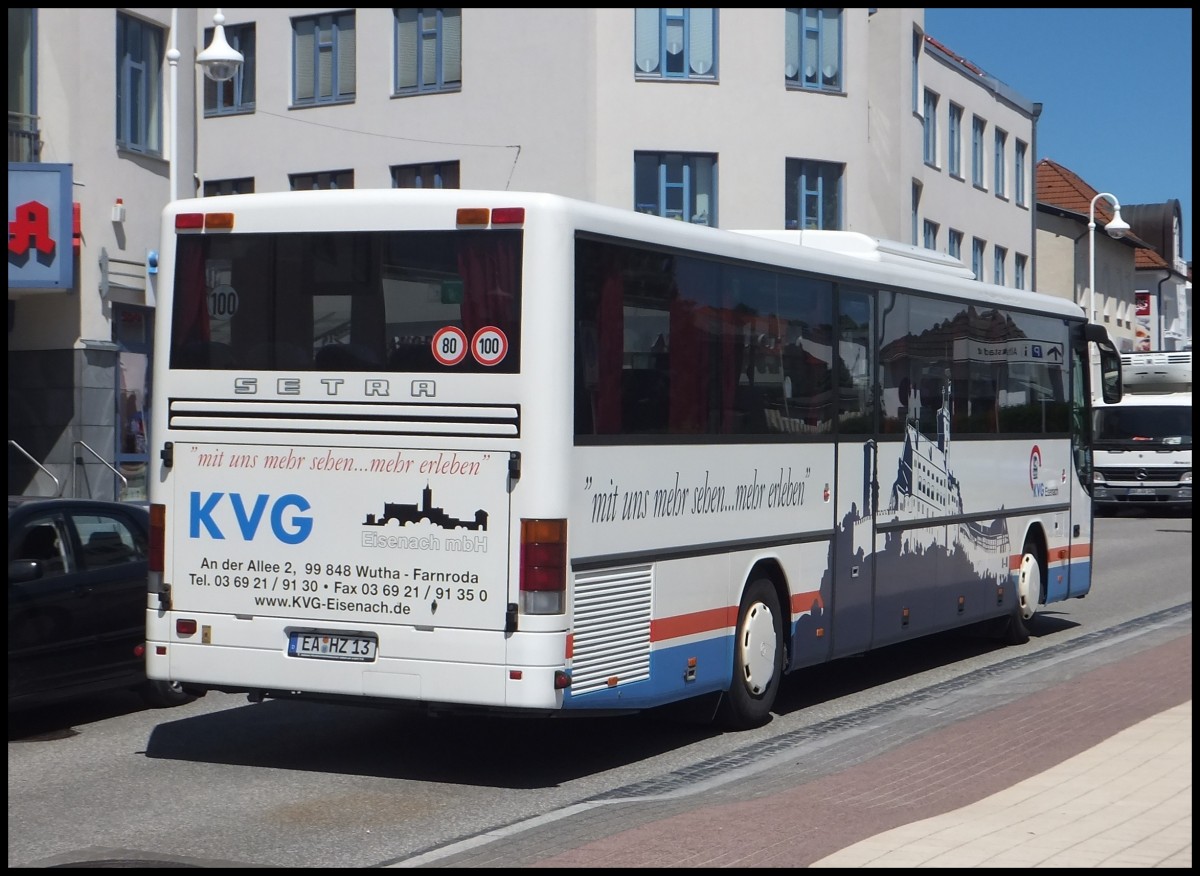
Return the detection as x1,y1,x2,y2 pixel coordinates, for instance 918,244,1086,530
1092,351,1192,513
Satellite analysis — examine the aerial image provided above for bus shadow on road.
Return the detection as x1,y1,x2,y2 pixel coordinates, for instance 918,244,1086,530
142,695,720,788
771,613,1081,718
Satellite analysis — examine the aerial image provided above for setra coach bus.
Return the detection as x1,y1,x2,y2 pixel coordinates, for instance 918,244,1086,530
146,189,1122,729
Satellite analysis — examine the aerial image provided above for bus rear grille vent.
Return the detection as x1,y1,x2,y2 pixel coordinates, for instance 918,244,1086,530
167,399,519,438
571,564,653,694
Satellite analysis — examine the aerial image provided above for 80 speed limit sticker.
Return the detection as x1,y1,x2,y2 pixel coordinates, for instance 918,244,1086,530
431,326,468,366
471,326,508,366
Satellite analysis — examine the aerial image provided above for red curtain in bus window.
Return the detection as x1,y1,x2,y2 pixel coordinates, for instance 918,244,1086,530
669,298,708,432
457,236,518,342
593,265,625,432
172,239,210,348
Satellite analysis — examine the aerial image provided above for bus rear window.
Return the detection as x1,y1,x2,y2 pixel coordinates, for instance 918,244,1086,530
169,229,522,373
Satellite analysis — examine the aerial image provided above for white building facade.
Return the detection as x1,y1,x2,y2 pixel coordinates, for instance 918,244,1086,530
7,7,1055,498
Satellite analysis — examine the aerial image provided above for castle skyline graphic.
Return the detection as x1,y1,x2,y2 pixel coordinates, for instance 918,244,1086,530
363,484,488,531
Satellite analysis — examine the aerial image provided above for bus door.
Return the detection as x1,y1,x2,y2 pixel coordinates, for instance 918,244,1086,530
828,288,876,658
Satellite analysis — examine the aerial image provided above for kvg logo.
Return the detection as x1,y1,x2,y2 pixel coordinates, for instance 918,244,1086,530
189,492,313,544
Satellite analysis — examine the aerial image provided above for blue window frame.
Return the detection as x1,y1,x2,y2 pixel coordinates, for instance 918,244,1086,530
948,103,963,178
203,22,255,116
293,11,356,106
394,8,461,96
115,12,164,155
635,152,717,225
923,89,938,166
1015,253,1027,290
971,116,986,188
923,220,938,251
994,129,1007,198
785,8,842,92
289,170,354,190
972,237,985,281
634,8,717,80
994,245,1007,286
785,159,843,230
911,30,920,113
948,229,963,261
392,161,460,189
203,177,254,197
1014,140,1027,207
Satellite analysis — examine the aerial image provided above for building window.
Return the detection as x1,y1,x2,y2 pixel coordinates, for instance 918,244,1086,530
911,30,920,113
203,22,255,116
971,116,985,188
1014,140,1027,207
289,170,354,190
923,89,938,166
784,8,842,92
785,158,843,230
635,152,717,225
948,103,963,178
392,161,460,188
634,8,717,80
1015,253,1027,290
10,8,38,162
116,12,164,155
948,229,963,261
972,237,985,281
911,182,921,246
203,177,255,197
994,245,1007,286
923,220,939,251
394,8,461,96
994,129,1007,198
293,11,356,106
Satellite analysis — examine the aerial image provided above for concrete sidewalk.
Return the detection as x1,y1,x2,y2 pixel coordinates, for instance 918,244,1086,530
810,701,1192,868
392,627,1191,868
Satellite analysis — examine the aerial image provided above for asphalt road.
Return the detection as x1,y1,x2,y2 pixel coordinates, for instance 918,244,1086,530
8,509,1191,868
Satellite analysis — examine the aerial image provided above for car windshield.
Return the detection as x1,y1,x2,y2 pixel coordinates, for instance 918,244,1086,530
1093,405,1192,446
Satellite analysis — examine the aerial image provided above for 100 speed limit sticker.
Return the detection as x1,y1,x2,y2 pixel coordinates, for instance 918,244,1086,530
430,325,508,366
471,326,508,366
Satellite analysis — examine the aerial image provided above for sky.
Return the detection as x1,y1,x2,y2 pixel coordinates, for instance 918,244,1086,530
923,8,1193,265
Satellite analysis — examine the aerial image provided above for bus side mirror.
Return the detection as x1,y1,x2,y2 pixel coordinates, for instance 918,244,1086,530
1097,341,1123,404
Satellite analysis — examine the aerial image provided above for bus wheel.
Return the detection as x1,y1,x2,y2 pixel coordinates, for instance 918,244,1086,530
716,578,783,730
1004,539,1044,645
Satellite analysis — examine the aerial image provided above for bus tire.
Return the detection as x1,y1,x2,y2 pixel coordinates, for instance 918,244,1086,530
140,678,198,709
1004,538,1045,645
716,577,783,730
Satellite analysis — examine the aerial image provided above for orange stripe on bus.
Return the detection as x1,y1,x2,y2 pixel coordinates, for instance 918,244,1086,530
790,589,825,614
651,607,737,642
1009,542,1092,570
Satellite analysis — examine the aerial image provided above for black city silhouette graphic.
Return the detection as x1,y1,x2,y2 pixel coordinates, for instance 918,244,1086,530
363,484,488,531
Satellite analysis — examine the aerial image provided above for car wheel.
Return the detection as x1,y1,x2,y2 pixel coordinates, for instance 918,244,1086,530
141,678,198,708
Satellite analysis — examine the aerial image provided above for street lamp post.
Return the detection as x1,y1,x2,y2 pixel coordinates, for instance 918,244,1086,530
168,8,244,201
1087,192,1131,324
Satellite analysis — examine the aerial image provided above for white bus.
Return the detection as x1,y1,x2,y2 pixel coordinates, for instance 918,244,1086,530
146,189,1122,729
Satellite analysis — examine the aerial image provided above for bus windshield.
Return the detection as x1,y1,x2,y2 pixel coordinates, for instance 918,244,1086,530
1093,405,1192,447
169,230,522,373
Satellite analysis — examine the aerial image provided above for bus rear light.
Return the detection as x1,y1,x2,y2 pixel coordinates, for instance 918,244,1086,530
519,518,566,614
491,207,525,225
175,213,204,230
204,212,235,230
456,207,490,227
554,670,571,689
176,619,198,636
149,503,166,572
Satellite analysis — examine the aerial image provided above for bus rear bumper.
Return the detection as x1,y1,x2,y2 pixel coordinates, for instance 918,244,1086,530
146,615,568,712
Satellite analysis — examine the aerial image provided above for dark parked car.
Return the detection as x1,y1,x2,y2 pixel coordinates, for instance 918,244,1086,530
8,496,199,711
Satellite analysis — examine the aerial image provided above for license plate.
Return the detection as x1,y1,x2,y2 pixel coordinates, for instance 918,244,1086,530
1128,488,1156,497
288,632,377,662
